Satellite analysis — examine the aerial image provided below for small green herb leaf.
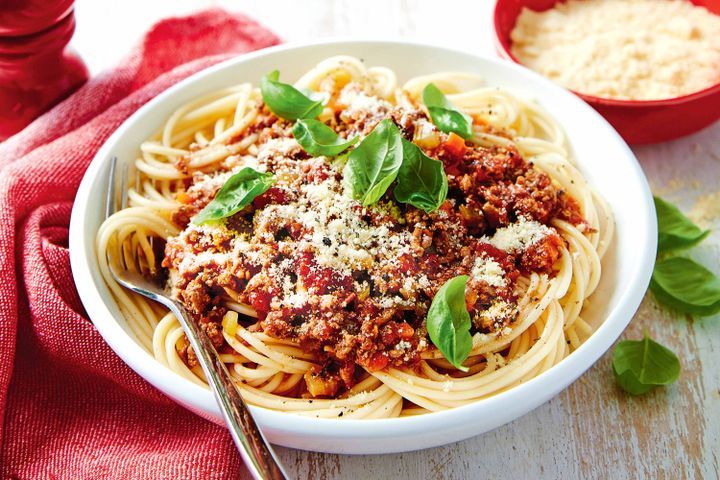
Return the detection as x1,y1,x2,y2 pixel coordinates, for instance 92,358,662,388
654,196,710,253
612,334,680,395
426,275,472,372
193,167,275,224
394,139,448,212
343,119,403,206
422,83,473,139
260,70,324,121
292,119,358,157
650,256,720,316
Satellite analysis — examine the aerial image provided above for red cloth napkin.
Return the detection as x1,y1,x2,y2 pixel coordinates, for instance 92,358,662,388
0,9,280,478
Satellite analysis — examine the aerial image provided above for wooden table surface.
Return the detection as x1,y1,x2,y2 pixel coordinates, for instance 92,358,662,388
72,1,720,478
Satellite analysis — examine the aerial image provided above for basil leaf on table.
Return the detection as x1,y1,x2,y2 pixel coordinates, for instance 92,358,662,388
612,334,680,395
422,83,473,139
650,256,720,316
426,275,473,372
292,119,358,157
394,139,448,213
260,70,325,121
654,196,709,253
343,119,403,206
193,167,275,225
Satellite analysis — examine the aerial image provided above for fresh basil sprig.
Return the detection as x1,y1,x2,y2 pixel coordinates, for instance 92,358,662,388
612,334,680,395
426,275,473,372
260,70,325,121
193,167,275,224
292,119,358,157
655,196,709,253
342,119,449,211
394,139,448,213
422,83,473,139
650,257,720,316
343,119,404,206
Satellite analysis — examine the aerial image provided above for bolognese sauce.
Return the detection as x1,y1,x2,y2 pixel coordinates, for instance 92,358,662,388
161,82,587,398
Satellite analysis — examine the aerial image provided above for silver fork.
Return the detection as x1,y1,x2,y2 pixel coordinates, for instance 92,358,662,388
105,156,288,480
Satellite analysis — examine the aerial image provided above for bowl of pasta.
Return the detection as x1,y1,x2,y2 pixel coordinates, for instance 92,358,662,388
69,40,656,454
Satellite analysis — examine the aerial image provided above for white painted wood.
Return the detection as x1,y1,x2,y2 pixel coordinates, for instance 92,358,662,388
71,1,720,477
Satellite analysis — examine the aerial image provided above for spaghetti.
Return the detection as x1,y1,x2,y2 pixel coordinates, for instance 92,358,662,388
97,56,613,419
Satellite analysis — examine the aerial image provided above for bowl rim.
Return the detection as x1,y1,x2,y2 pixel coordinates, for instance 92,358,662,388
69,38,657,448
492,0,720,107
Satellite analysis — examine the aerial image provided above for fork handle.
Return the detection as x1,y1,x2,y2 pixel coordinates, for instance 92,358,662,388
171,303,288,480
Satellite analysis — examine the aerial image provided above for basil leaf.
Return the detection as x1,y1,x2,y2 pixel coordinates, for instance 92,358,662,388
612,334,680,395
422,83,473,139
650,257,720,316
193,167,275,224
655,196,709,253
343,119,403,206
292,119,358,157
426,275,472,372
260,70,324,121
394,139,448,213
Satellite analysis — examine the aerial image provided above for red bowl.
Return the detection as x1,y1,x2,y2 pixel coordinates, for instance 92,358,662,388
493,0,720,144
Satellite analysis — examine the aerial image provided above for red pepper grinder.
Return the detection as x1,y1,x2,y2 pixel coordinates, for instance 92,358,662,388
0,0,88,141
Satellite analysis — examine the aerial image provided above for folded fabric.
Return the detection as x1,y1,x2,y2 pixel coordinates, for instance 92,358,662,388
0,9,280,478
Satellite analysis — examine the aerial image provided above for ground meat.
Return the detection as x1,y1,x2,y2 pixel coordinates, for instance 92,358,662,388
390,106,424,139
557,192,593,231
198,306,227,349
513,169,559,223
178,306,227,368
171,174,224,228
179,278,212,315
247,107,293,143
162,81,589,396
461,144,527,183
449,141,580,230
479,183,513,228
519,232,564,274
179,342,197,368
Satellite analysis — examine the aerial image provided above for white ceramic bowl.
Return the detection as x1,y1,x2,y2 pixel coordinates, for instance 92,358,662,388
69,40,656,454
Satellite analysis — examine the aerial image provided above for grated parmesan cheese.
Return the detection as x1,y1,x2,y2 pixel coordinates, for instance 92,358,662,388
375,296,413,309
256,137,301,162
336,84,393,137
288,177,413,274
487,216,552,253
510,0,720,100
176,249,231,273
396,340,412,351
338,86,392,118
471,255,506,288
476,299,518,332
